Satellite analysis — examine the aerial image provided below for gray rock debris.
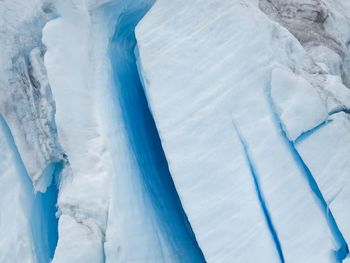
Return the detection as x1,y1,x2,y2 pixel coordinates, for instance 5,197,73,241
260,0,350,87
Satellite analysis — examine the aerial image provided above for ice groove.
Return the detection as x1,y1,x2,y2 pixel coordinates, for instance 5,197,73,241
294,120,332,144
232,120,285,263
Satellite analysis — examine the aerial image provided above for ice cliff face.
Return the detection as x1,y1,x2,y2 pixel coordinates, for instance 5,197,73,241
1,0,350,262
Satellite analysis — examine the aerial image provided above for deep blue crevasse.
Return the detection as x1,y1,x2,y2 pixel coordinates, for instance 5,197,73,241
108,2,205,262
0,114,59,263
232,120,285,263
31,162,61,262
265,82,349,262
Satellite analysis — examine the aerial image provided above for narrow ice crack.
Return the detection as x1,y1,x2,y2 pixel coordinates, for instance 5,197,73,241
294,107,350,145
265,77,349,262
294,120,332,144
231,119,285,263
329,108,350,116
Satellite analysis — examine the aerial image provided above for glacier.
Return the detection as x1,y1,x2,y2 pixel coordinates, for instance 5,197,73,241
1,0,350,262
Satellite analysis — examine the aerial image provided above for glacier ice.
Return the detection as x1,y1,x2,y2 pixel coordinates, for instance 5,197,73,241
1,0,350,262
296,112,350,248
136,0,350,262
43,0,204,262
0,0,63,192
0,114,59,263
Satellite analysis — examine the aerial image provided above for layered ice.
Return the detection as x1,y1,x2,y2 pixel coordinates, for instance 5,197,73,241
0,1,62,262
136,0,350,262
2,0,350,262
0,0,63,192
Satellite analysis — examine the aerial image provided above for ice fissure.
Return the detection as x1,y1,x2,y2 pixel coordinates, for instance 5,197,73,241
266,79,349,261
294,120,332,144
294,108,350,144
232,120,285,263
329,108,350,116
106,1,205,262
0,113,60,263
4,0,350,262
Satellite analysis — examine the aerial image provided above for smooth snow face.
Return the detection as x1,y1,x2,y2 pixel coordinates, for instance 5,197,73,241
136,0,350,262
0,114,59,263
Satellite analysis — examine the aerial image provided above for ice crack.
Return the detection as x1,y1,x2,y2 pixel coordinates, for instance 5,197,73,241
266,77,349,262
231,119,285,263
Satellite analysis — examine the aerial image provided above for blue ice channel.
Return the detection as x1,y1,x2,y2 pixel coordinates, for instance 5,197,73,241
107,2,205,262
0,114,60,263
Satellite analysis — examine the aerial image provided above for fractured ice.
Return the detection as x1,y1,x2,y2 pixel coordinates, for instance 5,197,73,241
1,0,350,262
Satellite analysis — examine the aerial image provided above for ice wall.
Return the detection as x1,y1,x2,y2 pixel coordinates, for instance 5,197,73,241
43,0,203,261
0,114,59,263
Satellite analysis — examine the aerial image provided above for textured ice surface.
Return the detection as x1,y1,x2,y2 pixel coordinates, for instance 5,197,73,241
271,67,328,141
0,114,36,262
43,0,203,262
296,112,350,246
0,114,58,263
136,0,350,262
0,0,63,191
2,0,350,262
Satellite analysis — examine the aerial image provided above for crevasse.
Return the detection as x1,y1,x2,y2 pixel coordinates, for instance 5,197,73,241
0,114,60,263
266,81,349,262
105,0,205,262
